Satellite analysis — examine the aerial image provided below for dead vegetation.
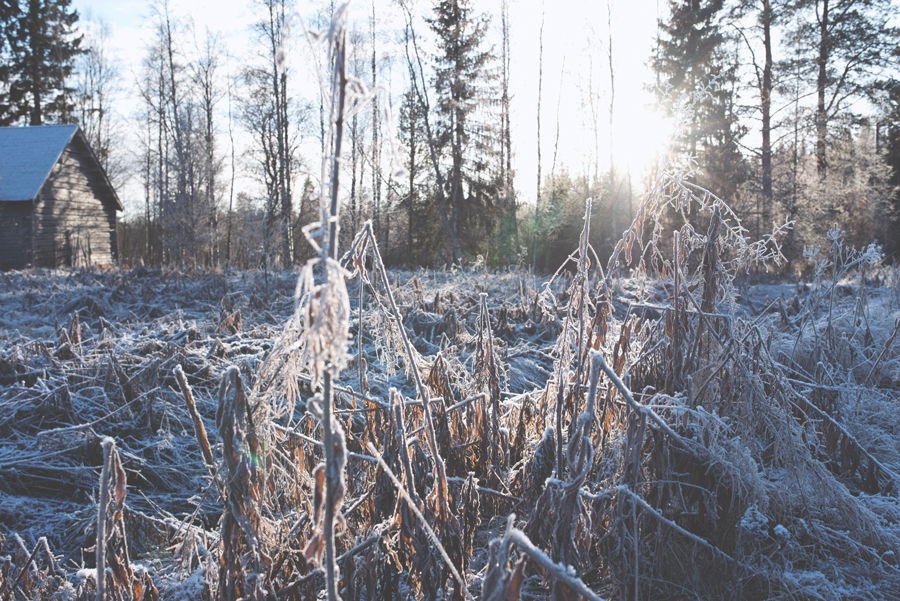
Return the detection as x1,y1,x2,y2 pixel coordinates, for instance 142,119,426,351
3,198,900,600
4,15,900,601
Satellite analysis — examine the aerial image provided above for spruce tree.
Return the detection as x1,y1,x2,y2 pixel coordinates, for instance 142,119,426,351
0,2,21,123
397,87,433,265
427,0,496,260
0,0,82,126
652,0,747,200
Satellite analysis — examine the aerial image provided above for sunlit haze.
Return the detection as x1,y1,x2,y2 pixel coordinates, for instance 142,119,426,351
615,104,672,173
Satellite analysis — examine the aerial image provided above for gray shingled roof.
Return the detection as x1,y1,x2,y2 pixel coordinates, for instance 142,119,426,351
0,125,122,211
0,124,78,202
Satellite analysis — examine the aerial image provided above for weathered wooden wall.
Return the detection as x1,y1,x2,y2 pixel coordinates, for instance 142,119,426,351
0,201,32,270
32,135,118,268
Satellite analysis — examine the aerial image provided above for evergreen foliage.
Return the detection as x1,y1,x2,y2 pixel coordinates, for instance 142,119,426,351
427,0,499,261
0,0,82,126
2,0,897,271
652,0,747,200
397,87,440,266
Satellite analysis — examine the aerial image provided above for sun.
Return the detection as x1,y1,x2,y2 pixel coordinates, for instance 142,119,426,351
613,98,672,173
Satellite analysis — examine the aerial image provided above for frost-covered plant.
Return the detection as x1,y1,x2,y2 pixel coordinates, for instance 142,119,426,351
804,222,884,284
608,85,791,314
296,11,352,601
291,258,352,385
250,5,364,600
796,222,884,357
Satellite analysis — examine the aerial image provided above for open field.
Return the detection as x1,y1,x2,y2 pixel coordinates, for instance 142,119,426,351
2,241,900,599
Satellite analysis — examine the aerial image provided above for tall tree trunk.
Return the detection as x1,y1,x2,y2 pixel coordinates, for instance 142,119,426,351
452,110,462,262
607,2,615,179
783,35,803,268
450,14,464,263
534,8,543,271
402,9,460,264
200,48,218,267
546,59,565,273
761,0,773,219
145,112,152,263
815,0,829,179
587,51,600,186
157,60,166,265
27,0,42,126
350,113,358,233
607,0,617,237
163,10,185,213
227,84,235,265
407,92,416,264
501,0,513,266
160,6,190,265
269,0,292,266
371,0,381,247
280,68,293,265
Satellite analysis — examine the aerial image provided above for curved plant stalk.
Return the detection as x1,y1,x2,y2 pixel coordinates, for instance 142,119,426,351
505,524,604,601
366,442,472,601
217,367,272,601
567,350,603,479
391,388,419,503
477,292,503,473
356,224,467,593
175,364,222,495
94,437,158,601
554,198,592,478
4,537,51,600
350,222,452,510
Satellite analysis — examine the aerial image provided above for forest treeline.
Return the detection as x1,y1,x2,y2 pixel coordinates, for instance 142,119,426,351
1,0,899,273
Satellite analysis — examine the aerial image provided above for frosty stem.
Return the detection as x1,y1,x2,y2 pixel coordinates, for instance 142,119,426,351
96,438,114,601
321,20,348,601
556,198,592,478
367,442,472,601
363,223,443,471
506,526,604,601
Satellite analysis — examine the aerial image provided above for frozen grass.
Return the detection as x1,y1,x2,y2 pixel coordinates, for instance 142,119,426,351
2,231,900,600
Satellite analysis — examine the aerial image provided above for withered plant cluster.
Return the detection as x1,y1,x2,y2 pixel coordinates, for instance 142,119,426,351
5,10,900,601
0,266,298,600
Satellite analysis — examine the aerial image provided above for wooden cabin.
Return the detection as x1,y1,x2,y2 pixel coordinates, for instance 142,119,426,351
0,124,122,270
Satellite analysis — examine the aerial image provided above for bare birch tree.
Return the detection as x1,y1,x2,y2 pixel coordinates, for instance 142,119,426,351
242,0,298,267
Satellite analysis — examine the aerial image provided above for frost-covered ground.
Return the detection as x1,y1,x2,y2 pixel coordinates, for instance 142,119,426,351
2,264,900,600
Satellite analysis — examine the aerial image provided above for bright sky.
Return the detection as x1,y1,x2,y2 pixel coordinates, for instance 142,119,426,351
71,0,667,217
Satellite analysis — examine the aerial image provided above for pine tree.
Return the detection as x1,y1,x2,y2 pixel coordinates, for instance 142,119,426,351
788,0,899,180
731,0,787,241
652,0,747,200
0,1,21,122
397,87,433,265
0,0,82,126
876,77,900,260
427,0,497,260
